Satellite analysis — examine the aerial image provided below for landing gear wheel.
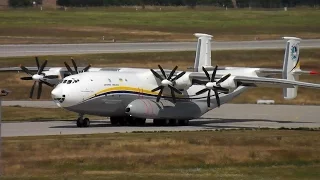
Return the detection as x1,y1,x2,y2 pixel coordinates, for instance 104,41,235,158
76,118,83,127
83,118,90,127
118,117,127,126
178,120,189,126
126,116,136,126
76,117,90,127
169,119,178,126
136,118,146,126
158,119,169,126
153,119,161,126
110,117,119,126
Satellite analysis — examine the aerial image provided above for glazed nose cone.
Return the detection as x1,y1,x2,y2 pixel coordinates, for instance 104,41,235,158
51,86,63,99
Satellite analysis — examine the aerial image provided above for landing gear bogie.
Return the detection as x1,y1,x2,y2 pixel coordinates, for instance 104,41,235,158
76,117,90,128
110,116,146,126
152,119,189,126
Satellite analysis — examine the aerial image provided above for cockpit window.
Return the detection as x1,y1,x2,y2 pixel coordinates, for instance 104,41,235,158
67,80,72,84
63,80,67,83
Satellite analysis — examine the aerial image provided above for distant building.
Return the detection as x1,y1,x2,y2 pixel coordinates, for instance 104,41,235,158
42,0,57,8
0,0,8,8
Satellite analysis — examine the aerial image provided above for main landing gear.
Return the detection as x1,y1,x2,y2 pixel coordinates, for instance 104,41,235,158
76,116,90,128
153,119,189,126
110,116,146,126
109,117,189,126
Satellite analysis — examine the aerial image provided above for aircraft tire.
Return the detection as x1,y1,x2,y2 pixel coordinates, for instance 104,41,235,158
169,119,178,126
83,118,90,127
178,120,189,126
153,119,161,126
126,116,136,126
76,118,84,128
136,118,146,126
118,117,127,126
110,117,119,125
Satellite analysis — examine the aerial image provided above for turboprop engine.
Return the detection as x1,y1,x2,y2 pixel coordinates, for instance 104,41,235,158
219,76,237,90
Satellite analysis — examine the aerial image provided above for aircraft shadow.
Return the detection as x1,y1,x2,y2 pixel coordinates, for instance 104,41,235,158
49,118,314,129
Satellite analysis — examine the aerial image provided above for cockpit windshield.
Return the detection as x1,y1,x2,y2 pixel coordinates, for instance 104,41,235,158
62,79,79,84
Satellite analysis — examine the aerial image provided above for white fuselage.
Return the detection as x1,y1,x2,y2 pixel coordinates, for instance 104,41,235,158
51,68,254,119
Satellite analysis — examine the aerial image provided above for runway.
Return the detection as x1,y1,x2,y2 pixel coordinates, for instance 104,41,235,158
2,104,320,137
1,39,320,57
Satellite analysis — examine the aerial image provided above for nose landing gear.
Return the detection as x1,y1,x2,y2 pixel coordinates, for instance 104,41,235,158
76,116,90,128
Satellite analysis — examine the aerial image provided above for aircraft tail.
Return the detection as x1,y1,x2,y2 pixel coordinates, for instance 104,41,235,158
193,33,213,72
282,37,301,100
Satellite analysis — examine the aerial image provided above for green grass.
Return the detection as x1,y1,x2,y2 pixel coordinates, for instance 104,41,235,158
1,106,102,121
0,8,320,43
2,130,320,179
1,49,320,104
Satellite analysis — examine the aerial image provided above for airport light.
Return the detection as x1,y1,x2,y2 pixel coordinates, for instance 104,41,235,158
0,89,10,176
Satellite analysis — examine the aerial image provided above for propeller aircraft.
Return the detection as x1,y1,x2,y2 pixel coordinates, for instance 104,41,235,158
1,33,320,127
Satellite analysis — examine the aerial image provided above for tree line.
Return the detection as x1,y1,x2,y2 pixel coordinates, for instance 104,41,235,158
8,0,320,8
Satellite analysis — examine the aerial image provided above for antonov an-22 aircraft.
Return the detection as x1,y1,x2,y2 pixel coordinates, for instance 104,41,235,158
10,33,320,127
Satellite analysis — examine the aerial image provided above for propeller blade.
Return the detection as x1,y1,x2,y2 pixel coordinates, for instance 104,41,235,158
214,90,220,107
29,81,36,99
195,88,209,95
202,67,210,80
217,74,231,84
171,71,186,82
150,69,164,81
156,87,164,102
71,58,78,74
35,57,40,69
211,65,218,82
215,86,229,93
158,65,167,79
20,65,33,75
207,90,211,107
64,62,74,74
45,75,59,79
151,86,163,92
168,85,182,94
37,82,43,99
167,66,178,80
42,80,54,87
82,64,91,72
38,60,47,75
170,87,176,103
20,77,33,80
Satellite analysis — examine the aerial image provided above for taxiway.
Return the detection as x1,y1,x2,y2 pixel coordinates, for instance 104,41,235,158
1,39,320,57
3,104,320,137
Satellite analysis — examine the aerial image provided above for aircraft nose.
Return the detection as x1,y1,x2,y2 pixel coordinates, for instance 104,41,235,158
51,86,65,103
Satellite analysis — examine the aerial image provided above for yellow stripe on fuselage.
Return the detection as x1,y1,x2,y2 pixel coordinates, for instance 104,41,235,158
89,86,158,99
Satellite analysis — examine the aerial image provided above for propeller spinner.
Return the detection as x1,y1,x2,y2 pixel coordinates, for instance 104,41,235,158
150,65,186,103
195,66,230,107
20,57,57,99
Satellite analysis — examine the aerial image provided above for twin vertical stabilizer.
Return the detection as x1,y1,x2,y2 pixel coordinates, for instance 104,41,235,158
282,37,301,99
193,33,213,72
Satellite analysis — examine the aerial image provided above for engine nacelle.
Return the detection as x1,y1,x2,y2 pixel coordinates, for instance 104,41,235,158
219,76,237,90
174,72,192,90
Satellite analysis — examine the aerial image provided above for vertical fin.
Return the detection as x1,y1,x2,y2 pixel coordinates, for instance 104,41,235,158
193,33,213,72
282,37,301,100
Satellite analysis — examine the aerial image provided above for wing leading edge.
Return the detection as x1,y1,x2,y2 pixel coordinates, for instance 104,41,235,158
234,76,320,89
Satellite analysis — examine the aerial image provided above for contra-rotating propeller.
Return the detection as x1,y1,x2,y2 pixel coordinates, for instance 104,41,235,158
195,66,231,107
64,57,91,75
20,57,58,99
150,65,186,103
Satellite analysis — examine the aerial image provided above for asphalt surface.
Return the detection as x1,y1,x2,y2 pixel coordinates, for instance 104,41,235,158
2,103,320,137
1,39,320,57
